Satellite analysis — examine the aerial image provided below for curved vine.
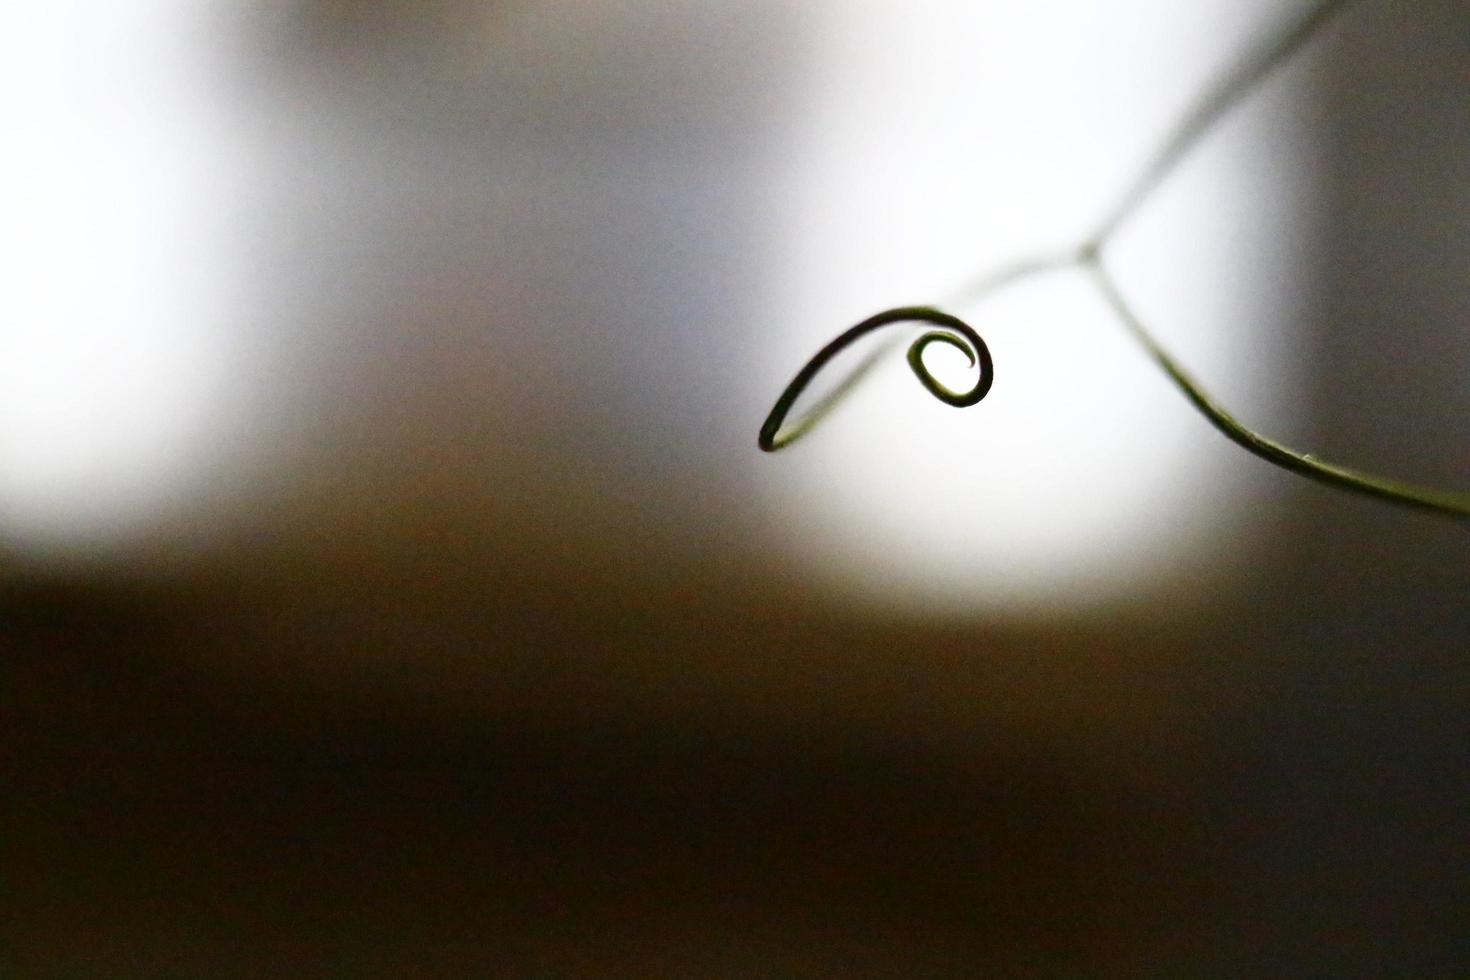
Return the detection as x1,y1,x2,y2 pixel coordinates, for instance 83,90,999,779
756,0,1470,520
758,307,992,452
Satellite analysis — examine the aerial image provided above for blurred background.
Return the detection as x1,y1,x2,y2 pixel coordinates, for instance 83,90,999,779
4,0,1467,974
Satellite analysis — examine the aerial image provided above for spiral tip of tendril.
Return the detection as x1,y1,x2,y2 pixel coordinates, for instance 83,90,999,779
907,329,991,407
758,307,993,452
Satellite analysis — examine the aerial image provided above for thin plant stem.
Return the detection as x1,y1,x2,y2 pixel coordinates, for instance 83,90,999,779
1084,257,1470,519
759,307,992,452
1086,0,1357,247
758,0,1470,520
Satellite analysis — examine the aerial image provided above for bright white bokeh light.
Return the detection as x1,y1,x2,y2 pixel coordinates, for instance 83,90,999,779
2,2,234,552
760,0,1324,613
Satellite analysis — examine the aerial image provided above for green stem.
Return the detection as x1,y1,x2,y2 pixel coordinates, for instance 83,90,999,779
1083,257,1470,519
758,0,1469,520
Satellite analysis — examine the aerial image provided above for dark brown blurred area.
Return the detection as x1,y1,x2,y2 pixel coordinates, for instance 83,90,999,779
4,570,1210,976
5,1,1469,976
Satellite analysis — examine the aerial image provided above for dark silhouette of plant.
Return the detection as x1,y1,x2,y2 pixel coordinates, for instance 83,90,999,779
759,0,1470,520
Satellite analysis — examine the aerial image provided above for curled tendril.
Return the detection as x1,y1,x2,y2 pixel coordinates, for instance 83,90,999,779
755,0,1470,520
758,306,992,452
